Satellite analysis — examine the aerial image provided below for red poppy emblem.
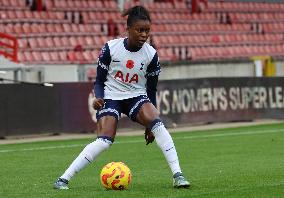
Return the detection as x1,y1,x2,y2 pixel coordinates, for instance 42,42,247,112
126,60,134,69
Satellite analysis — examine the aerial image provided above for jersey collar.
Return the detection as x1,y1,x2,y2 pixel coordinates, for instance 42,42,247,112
124,38,142,52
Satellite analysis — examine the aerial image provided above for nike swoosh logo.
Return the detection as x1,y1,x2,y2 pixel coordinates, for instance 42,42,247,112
166,147,174,152
112,60,120,62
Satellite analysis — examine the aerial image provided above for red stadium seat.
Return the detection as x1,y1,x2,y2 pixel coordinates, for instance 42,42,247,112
50,51,60,62
54,24,64,33
82,50,93,62
44,37,55,48
11,23,22,35
52,37,63,48
37,37,47,48
18,39,28,49
59,51,68,62
46,24,56,34
31,51,42,62
17,52,26,62
76,36,85,46
28,38,38,49
61,37,71,48
42,52,52,62
71,24,80,33
69,36,78,47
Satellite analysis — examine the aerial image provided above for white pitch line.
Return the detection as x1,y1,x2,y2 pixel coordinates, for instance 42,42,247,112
177,128,284,140
0,128,283,153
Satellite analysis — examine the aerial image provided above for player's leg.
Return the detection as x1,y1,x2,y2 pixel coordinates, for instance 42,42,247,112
54,100,119,190
133,98,190,188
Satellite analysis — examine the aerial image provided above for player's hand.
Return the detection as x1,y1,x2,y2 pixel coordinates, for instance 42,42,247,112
93,98,104,110
144,128,155,145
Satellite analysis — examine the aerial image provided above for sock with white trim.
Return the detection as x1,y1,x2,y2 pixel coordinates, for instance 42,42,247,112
150,119,182,175
60,136,113,181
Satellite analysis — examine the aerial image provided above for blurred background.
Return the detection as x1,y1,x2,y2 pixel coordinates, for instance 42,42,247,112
0,0,284,137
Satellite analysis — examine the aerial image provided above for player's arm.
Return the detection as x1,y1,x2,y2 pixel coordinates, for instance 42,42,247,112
93,43,111,110
145,52,161,145
146,52,160,107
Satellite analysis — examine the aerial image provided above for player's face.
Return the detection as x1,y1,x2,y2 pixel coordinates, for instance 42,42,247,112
127,19,151,49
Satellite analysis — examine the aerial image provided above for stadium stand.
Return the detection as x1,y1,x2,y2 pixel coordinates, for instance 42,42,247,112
0,0,283,64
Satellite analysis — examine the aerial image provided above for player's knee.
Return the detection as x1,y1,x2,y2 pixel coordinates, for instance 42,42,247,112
148,118,164,132
95,136,114,152
97,136,114,146
84,136,113,161
149,119,173,143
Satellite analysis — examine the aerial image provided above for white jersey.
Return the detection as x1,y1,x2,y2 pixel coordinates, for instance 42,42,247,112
97,38,160,100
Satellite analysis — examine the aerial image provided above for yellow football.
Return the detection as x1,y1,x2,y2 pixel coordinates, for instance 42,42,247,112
100,162,132,190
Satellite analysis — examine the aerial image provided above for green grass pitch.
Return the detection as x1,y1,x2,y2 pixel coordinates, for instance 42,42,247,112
0,122,284,198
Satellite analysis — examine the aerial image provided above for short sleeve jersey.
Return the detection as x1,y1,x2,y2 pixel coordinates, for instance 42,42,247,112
97,38,160,100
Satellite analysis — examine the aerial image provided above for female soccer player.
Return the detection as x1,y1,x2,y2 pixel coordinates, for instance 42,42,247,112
54,5,190,189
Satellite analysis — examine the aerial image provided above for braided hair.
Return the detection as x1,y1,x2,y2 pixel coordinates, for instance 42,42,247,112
122,6,151,27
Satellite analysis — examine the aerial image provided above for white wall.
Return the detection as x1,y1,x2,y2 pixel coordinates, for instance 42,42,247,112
18,60,284,82
35,64,79,82
160,62,255,80
160,60,284,80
